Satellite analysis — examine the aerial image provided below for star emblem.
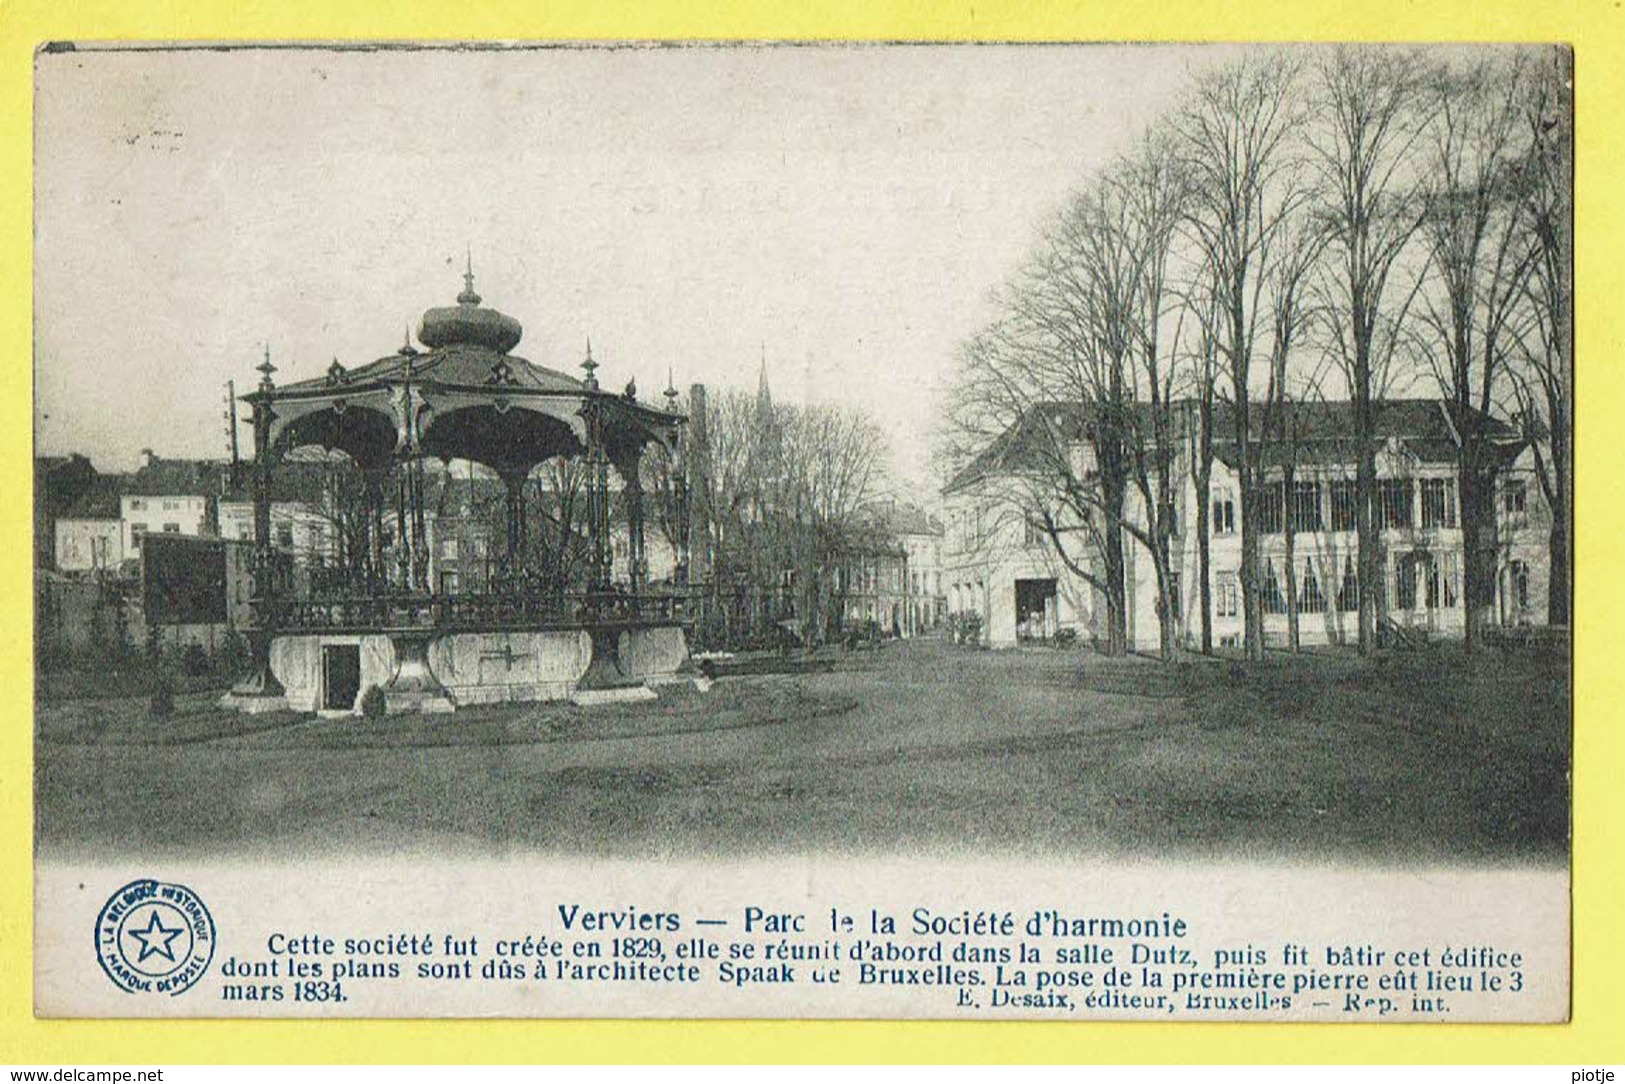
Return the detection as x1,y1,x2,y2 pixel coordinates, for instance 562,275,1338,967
126,909,183,965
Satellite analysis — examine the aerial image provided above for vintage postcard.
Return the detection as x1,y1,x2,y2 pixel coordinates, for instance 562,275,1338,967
31,41,1573,1022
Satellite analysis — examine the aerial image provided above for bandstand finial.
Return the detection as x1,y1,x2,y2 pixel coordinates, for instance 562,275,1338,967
664,365,679,408
257,342,277,390
458,244,481,306
581,336,599,390
398,323,419,357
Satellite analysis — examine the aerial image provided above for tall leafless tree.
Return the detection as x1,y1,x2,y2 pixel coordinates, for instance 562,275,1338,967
1415,49,1546,649
1506,48,1572,628
1173,51,1306,660
1307,45,1428,654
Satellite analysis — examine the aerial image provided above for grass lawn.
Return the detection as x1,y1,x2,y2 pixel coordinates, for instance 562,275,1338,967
34,639,1569,863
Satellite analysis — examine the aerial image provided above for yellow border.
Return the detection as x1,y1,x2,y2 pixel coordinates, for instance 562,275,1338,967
3,0,1621,1065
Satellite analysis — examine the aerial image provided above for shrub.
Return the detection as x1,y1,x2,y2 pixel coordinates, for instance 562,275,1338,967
947,610,984,646
149,677,175,719
180,643,212,677
220,630,250,675
358,685,387,719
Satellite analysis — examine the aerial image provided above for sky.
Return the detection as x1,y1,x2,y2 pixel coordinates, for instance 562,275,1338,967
33,42,1240,491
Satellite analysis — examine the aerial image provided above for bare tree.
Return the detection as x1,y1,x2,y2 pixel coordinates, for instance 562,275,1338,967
1415,49,1546,649
687,383,891,649
1173,50,1307,661
1117,138,1192,660
1506,48,1572,628
1260,217,1328,653
1307,45,1428,654
943,145,1190,659
1181,273,1223,655
783,401,891,644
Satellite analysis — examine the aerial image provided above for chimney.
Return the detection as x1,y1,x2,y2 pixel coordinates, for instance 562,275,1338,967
139,448,157,470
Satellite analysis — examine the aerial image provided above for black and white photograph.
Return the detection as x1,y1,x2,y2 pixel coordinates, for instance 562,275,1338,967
31,41,1573,1022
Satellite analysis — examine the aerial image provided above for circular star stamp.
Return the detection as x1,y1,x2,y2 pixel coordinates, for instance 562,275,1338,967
95,879,216,996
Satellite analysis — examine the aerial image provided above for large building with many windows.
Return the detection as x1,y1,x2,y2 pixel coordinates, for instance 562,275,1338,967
942,398,1554,651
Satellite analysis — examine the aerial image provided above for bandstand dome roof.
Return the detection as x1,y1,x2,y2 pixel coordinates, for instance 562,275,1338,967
248,264,683,478
417,269,525,354
272,265,587,396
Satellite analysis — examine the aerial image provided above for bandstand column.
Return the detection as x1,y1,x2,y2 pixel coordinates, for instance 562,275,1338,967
408,454,429,591
221,388,287,712
626,453,646,593
362,471,386,587
500,469,528,572
394,464,411,590
585,410,612,592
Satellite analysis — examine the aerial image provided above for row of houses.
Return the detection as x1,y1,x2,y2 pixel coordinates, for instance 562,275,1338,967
941,398,1556,651
45,450,334,577
37,448,950,655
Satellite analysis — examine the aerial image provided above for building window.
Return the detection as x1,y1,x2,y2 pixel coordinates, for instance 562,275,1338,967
276,524,294,549
1443,552,1460,608
1421,477,1457,529
1503,479,1528,525
1023,515,1045,548
1166,569,1181,621
1212,491,1236,535
442,538,459,560
1508,559,1530,611
162,522,180,533
1376,478,1414,530
1298,558,1325,613
1216,572,1240,618
1395,553,1418,610
1258,482,1285,535
1288,481,1323,533
1262,559,1288,614
129,499,146,511
1329,480,1358,532
1337,556,1359,613
1423,554,1441,610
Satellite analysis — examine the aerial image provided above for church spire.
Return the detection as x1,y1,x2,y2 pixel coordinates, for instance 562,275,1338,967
756,341,772,419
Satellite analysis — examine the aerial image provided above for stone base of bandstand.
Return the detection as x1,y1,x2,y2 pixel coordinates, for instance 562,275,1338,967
217,660,289,714
235,624,694,715
217,691,291,714
568,625,677,707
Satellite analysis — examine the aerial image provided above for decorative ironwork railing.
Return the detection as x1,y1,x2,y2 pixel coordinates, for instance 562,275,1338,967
268,587,693,632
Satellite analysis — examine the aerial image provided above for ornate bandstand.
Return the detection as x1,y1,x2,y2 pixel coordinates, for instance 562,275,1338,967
221,264,694,714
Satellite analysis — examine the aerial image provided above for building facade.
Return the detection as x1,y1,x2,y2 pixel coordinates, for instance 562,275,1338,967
944,399,1555,651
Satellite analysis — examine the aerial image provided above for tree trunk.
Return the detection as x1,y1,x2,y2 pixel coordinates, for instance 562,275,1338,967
1355,396,1379,653
1195,405,1215,656
1196,473,1213,656
1458,458,1483,649
1546,404,1570,626
1284,467,1300,654
1102,497,1128,656
1239,487,1264,661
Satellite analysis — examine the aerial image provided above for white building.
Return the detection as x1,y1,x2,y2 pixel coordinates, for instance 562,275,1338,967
53,517,122,573
943,399,1554,651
